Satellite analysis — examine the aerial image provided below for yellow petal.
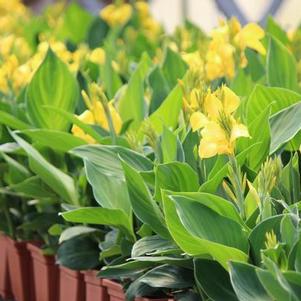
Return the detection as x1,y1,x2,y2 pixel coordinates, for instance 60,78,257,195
231,122,250,142
204,93,223,119
234,23,266,55
222,86,240,114
198,139,218,158
190,112,208,132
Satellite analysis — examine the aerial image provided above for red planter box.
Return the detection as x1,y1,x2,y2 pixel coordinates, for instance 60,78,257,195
6,237,35,301
84,270,109,301
103,279,173,301
0,234,12,299
27,242,59,301
59,266,85,301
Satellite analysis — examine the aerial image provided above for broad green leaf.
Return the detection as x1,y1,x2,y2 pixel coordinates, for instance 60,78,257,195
70,145,152,215
249,215,283,265
266,17,289,46
162,192,248,270
99,261,154,278
246,84,301,124
257,269,291,301
148,66,170,113
194,259,238,301
149,85,183,134
26,49,79,130
21,129,86,153
172,195,248,252
10,131,78,205
266,37,298,91
59,226,101,244
131,235,177,257
59,3,93,44
269,102,301,154
161,48,188,88
119,53,152,129
247,106,271,171
57,235,99,270
121,159,170,239
0,111,31,130
229,261,272,301
154,162,199,201
9,176,57,199
87,16,109,49
61,207,135,241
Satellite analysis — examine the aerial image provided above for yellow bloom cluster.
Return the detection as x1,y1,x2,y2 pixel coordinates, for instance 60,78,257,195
135,1,161,41
72,83,122,143
206,18,266,80
100,2,132,27
190,85,249,158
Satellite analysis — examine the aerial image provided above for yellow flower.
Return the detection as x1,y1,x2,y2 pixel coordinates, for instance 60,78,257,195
71,110,96,144
100,3,132,27
234,23,266,55
72,84,122,143
206,40,235,80
190,86,249,158
88,48,106,65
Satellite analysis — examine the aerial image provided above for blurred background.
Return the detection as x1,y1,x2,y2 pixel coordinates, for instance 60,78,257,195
24,0,301,32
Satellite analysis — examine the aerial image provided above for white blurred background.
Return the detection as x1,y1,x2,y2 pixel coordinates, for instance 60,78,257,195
29,0,301,32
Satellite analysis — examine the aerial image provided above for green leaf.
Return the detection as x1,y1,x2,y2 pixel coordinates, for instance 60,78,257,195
87,16,109,49
247,106,271,171
59,225,101,244
0,111,31,130
21,129,86,153
229,261,272,301
162,48,188,88
57,235,99,270
121,159,170,239
10,131,78,205
131,235,176,257
266,37,298,91
172,195,249,252
148,66,170,113
99,261,154,279
266,17,289,46
194,259,238,301
59,2,93,44
249,215,283,265
154,162,199,201
61,207,135,241
246,84,301,124
162,192,248,270
26,48,79,130
149,85,183,134
119,53,152,129
71,145,152,215
269,102,301,153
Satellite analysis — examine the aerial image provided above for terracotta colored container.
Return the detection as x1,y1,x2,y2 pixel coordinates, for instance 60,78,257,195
59,266,85,301
84,270,109,301
0,234,13,299
27,242,59,301
6,237,35,301
103,279,125,301
103,279,173,301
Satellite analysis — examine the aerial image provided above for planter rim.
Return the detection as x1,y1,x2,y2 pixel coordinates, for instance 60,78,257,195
83,269,104,286
103,278,123,291
27,242,55,265
59,265,82,277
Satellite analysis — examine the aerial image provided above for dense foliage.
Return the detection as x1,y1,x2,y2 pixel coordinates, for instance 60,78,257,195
1,0,301,300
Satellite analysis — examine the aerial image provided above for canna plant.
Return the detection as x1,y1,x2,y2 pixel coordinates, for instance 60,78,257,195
1,1,301,301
